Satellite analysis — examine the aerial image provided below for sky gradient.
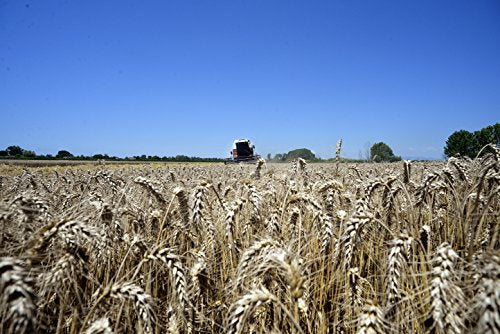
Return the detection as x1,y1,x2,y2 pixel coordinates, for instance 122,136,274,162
1,0,499,159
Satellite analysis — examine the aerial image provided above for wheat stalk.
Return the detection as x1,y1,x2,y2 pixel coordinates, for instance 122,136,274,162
335,138,342,176
0,257,37,334
357,303,385,334
134,176,166,204
110,282,155,334
236,239,280,289
426,242,465,334
474,255,499,334
84,317,113,334
144,247,189,312
174,186,190,226
386,234,412,320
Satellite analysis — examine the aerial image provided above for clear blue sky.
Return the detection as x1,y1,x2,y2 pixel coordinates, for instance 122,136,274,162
1,0,499,159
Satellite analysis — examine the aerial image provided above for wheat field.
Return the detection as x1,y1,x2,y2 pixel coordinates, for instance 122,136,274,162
0,153,498,333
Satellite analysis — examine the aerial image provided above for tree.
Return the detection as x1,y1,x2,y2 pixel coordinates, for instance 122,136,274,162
56,150,73,159
444,130,477,158
6,145,24,156
473,123,500,156
285,148,317,161
370,142,401,162
273,153,284,161
23,150,36,158
444,123,500,158
0,150,7,157
93,154,110,160
266,153,272,161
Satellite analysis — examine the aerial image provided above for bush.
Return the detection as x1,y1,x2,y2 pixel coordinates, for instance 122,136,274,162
370,142,401,162
56,150,74,159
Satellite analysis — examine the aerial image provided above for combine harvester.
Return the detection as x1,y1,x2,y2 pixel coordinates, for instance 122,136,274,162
225,139,261,164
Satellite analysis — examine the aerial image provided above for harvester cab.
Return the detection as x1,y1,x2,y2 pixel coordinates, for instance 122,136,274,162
225,139,261,164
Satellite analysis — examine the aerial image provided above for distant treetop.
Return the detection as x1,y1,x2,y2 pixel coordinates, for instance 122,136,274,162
444,123,499,158
56,150,74,159
269,148,319,162
370,142,401,162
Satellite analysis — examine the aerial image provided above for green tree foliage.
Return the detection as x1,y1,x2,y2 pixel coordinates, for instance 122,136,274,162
444,123,499,158
444,130,476,158
1,146,36,158
6,145,24,156
269,149,318,162
93,154,110,160
56,150,74,159
23,150,36,158
473,123,500,155
370,142,401,162
284,148,318,161
273,153,284,161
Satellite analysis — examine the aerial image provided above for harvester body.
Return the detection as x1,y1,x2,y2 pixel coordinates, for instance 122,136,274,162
225,139,261,164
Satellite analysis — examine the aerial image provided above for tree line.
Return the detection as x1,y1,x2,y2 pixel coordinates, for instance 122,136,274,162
3,123,497,163
0,146,224,162
444,123,499,158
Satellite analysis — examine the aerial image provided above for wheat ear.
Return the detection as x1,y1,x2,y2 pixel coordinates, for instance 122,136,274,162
0,257,37,334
